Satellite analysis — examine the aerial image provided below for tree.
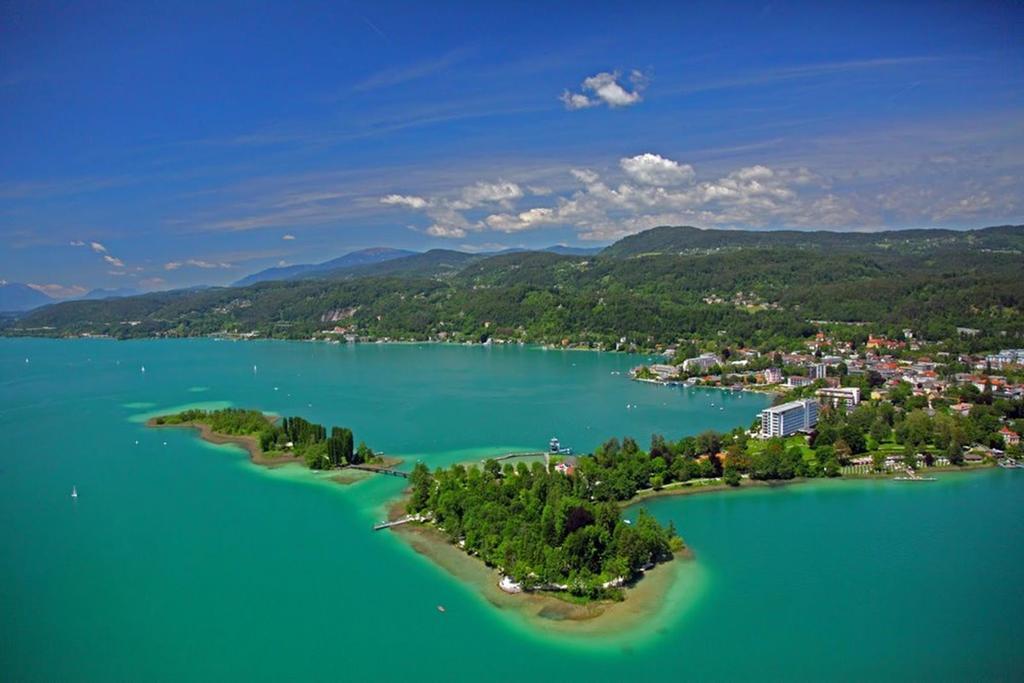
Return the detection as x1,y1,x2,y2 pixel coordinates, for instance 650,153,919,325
871,450,886,472
356,441,374,464
869,419,890,444
407,463,433,513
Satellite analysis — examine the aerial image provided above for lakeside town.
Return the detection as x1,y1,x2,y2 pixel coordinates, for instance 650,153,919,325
630,333,1024,473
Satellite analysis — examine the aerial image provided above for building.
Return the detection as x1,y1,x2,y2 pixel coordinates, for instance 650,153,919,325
999,426,1020,447
648,364,678,380
681,353,720,373
760,399,819,438
817,386,861,411
786,375,812,388
986,349,1024,370
808,363,828,380
763,367,783,384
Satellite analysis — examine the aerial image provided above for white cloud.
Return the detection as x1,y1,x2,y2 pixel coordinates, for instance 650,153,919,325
457,181,523,208
561,71,646,110
69,240,85,247
282,233,296,240
426,224,467,238
103,254,125,268
620,153,695,186
380,194,429,209
164,259,232,271
90,241,107,253
378,152,888,241
484,207,557,233
559,91,596,110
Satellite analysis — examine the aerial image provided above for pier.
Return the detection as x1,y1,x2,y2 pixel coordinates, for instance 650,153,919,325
348,464,409,478
373,513,430,531
490,451,546,462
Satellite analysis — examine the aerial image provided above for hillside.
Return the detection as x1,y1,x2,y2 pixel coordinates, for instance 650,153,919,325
5,225,1023,351
601,224,1024,258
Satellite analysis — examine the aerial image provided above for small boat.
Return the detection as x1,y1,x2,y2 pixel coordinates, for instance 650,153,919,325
436,605,446,613
140,365,146,373
71,486,78,499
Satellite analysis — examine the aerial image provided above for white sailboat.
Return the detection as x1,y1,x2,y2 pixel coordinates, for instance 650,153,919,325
71,486,78,499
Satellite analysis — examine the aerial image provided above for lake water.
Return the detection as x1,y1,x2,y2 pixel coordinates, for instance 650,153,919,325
1,338,1021,681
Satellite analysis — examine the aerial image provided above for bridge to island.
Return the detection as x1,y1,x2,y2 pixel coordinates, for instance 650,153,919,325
348,464,408,478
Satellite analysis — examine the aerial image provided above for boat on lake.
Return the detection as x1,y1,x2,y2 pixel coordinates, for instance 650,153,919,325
71,486,77,499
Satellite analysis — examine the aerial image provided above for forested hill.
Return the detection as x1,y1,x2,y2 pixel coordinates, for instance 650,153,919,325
602,224,1024,258
5,225,1023,351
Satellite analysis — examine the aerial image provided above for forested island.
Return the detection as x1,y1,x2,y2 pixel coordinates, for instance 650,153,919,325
149,408,387,470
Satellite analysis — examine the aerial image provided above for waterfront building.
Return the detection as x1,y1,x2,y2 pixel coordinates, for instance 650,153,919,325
682,353,720,372
760,399,819,438
808,363,828,380
763,367,783,384
786,375,812,388
817,386,861,411
999,427,1020,447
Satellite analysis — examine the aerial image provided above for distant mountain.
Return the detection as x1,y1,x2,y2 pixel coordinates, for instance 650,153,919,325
324,249,482,280
234,247,417,286
491,245,603,257
80,287,141,301
0,282,53,312
543,244,603,256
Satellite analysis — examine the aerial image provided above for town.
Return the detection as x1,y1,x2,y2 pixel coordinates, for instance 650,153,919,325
631,335,1024,473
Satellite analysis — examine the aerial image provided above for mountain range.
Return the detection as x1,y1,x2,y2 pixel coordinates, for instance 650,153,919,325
4,226,1022,336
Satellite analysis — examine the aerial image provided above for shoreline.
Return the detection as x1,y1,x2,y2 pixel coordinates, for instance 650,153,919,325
386,496,693,635
383,460,999,634
627,462,997,504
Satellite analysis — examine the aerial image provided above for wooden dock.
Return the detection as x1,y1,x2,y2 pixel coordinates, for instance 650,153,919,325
373,513,429,531
489,451,545,462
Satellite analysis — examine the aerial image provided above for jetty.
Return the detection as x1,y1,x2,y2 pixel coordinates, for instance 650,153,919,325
348,464,408,478
893,467,937,482
373,513,430,531
490,451,546,462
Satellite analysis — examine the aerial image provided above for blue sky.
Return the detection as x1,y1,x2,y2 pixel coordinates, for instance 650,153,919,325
1,0,1022,296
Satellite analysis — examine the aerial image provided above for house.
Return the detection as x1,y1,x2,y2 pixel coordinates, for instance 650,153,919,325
999,426,1020,447
817,386,861,411
950,402,972,417
760,399,819,438
786,375,812,388
763,367,783,384
866,335,904,350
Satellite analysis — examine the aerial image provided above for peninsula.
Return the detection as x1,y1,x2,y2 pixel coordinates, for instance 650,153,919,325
146,390,1021,628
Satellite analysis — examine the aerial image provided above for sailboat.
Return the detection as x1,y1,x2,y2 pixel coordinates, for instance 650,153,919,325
71,486,78,499
141,365,146,373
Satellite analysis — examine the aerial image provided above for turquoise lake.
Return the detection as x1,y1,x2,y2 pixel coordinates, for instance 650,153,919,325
1,338,1021,681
